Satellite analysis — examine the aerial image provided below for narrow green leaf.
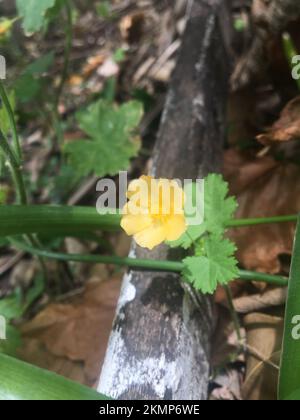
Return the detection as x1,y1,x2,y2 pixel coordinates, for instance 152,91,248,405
279,215,300,400
0,205,121,237
0,354,110,400
0,294,23,321
0,91,16,136
0,325,22,357
15,53,54,103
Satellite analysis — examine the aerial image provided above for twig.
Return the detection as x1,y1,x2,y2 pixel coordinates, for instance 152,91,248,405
55,0,74,110
0,251,25,276
224,284,242,343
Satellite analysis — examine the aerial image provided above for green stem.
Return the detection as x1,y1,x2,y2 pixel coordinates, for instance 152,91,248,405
227,215,298,228
11,239,288,287
0,129,27,204
2,206,298,238
238,269,288,286
55,0,73,110
224,284,242,342
282,32,300,92
0,90,49,276
0,80,22,160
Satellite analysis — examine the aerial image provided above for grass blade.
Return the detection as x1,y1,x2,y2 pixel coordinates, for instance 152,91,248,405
0,353,110,400
279,214,300,400
0,205,121,237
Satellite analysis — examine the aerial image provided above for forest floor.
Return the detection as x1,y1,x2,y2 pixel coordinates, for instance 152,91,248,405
1,0,300,400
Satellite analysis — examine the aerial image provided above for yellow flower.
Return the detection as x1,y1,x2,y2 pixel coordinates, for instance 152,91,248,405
121,176,187,250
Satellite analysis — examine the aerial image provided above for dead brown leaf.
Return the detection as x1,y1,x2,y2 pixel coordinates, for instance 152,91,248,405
19,278,121,386
224,149,300,274
82,54,106,78
242,312,284,400
233,287,287,314
119,12,145,43
257,96,300,145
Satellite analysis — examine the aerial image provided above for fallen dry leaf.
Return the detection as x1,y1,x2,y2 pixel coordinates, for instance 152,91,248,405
119,12,145,43
224,149,300,274
82,54,106,78
68,75,84,87
212,305,245,368
257,96,300,145
242,312,284,400
210,365,244,400
233,287,287,314
19,277,122,386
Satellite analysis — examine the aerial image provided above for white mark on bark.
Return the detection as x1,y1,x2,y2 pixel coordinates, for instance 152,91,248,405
117,273,136,308
98,287,210,400
195,14,216,73
193,93,205,123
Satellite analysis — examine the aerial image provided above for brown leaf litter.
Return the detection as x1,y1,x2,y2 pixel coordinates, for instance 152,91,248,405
242,312,284,400
257,96,300,145
224,149,300,274
19,277,122,387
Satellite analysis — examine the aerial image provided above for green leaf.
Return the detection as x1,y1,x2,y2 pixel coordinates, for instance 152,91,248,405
0,186,8,204
279,215,300,400
16,0,57,34
45,0,66,25
25,53,55,75
182,235,239,294
0,294,23,321
15,53,54,103
96,1,112,19
0,91,16,136
204,174,237,235
113,48,126,63
169,181,205,249
0,325,22,357
15,74,41,103
23,275,45,311
0,275,45,322
170,175,237,249
64,99,143,179
169,224,206,249
0,353,110,400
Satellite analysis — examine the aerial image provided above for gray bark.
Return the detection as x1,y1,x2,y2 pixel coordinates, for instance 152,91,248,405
98,0,232,400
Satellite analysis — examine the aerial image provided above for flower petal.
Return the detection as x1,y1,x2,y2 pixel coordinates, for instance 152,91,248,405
134,223,167,250
121,214,152,236
165,214,187,241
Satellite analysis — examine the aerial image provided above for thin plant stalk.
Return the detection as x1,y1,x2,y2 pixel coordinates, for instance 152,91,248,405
0,86,48,277
52,0,73,145
0,205,298,237
227,215,298,228
0,128,27,204
11,238,289,287
224,284,242,343
0,80,22,160
55,0,73,110
282,32,300,91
